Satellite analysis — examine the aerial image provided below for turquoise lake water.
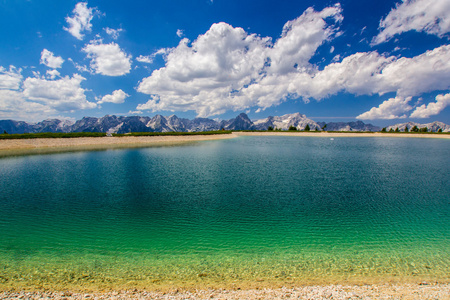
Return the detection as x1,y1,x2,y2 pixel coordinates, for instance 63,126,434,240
0,136,449,289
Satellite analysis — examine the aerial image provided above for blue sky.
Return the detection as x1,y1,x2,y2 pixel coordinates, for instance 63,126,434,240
0,0,449,126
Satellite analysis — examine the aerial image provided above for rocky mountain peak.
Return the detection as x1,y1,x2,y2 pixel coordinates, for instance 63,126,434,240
1,113,448,134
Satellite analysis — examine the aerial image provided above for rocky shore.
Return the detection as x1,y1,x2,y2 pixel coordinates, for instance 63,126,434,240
1,284,449,299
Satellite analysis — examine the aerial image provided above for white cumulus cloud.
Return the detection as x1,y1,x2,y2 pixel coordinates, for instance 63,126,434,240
176,29,184,38
356,96,413,119
104,27,123,40
136,55,153,64
410,92,450,118
64,2,98,40
83,41,132,76
0,66,52,121
137,5,343,117
23,74,96,111
137,49,171,65
0,66,22,90
0,65,97,121
0,89,56,122
40,49,64,69
268,4,343,75
98,89,129,104
136,3,450,118
46,69,61,80
127,110,143,115
293,45,450,99
373,0,450,45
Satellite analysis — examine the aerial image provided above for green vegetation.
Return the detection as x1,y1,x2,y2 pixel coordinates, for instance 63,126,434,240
0,130,233,139
1,129,447,140
267,126,274,131
304,124,311,131
0,132,107,139
324,131,375,133
404,126,409,132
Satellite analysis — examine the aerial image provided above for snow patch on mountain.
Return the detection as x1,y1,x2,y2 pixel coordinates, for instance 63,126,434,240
386,121,450,132
1,113,448,134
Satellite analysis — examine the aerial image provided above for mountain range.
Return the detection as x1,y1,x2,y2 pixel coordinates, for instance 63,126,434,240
0,113,448,134
385,121,450,132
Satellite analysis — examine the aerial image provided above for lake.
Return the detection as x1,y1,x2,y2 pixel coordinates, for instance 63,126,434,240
0,136,449,290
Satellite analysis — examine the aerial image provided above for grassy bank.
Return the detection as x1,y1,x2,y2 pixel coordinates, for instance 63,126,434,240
1,130,448,140
0,131,233,139
112,130,232,137
0,132,107,139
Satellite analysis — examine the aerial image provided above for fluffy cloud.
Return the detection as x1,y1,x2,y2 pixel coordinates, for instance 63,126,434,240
0,89,56,122
83,41,132,76
0,66,51,121
0,66,22,90
410,92,450,118
40,49,64,69
104,27,123,40
375,45,450,97
373,0,450,44
136,55,153,64
268,5,342,75
136,48,172,64
46,69,61,80
356,96,413,119
176,29,184,38
98,89,129,104
286,44,450,100
64,2,97,40
23,74,96,111
327,45,450,119
136,49,171,65
136,3,450,118
137,5,342,116
0,64,97,121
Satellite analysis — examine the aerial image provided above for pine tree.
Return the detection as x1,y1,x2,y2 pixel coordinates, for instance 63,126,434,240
304,124,310,131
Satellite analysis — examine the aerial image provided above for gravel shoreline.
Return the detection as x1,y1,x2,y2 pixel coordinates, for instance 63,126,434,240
1,284,449,299
0,134,236,151
0,134,236,157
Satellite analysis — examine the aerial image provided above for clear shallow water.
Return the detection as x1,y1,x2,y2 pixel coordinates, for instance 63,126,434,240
0,136,449,290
